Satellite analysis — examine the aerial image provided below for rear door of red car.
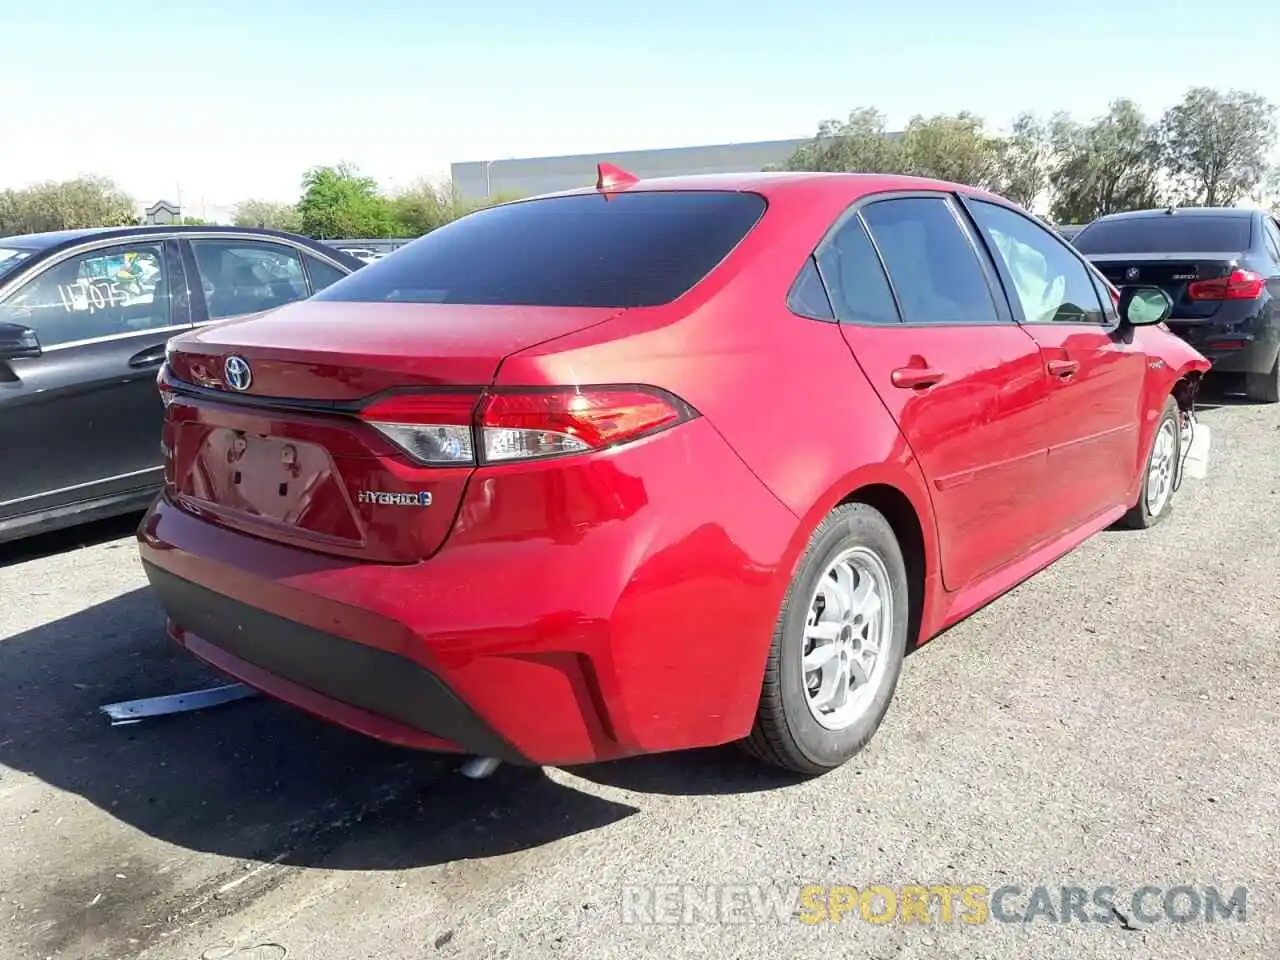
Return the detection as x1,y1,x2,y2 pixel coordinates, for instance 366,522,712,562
959,196,1147,537
817,192,1052,592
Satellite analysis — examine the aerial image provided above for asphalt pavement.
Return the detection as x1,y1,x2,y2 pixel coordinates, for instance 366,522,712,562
1,389,1277,960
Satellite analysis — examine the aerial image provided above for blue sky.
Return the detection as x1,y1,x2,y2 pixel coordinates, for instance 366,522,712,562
4,0,1277,217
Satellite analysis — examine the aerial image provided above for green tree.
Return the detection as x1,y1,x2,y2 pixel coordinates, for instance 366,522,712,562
781,107,904,173
897,111,1004,188
1159,87,1278,206
296,163,396,239
991,113,1052,210
1048,100,1165,224
1265,167,1280,215
232,199,302,232
0,175,137,235
390,179,523,236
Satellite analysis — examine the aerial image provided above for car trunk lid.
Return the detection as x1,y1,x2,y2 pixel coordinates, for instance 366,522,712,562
161,300,622,562
1085,252,1245,319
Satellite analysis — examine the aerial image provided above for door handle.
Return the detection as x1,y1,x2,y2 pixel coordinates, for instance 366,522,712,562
128,346,166,369
890,366,944,389
1047,359,1079,378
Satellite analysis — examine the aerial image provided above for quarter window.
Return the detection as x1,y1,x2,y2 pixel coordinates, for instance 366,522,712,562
967,199,1106,325
860,197,1000,324
304,254,348,293
787,256,835,320
0,242,172,347
1262,218,1280,263
190,240,309,320
815,215,900,325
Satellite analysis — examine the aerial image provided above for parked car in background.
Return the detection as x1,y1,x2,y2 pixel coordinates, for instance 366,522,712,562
1073,207,1280,402
1056,224,1086,244
336,247,385,265
138,170,1209,777
0,226,365,544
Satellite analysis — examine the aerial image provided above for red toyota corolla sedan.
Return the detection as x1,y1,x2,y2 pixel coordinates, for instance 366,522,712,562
137,170,1211,776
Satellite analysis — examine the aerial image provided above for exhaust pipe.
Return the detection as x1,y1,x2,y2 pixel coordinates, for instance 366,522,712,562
459,756,501,780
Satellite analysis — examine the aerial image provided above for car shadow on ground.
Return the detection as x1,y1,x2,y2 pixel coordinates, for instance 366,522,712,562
0,588,638,873
1194,378,1258,410
571,746,809,796
0,513,145,569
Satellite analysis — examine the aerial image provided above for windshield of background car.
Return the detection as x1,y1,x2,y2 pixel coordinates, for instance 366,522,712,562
0,247,34,282
313,190,768,308
1073,216,1252,254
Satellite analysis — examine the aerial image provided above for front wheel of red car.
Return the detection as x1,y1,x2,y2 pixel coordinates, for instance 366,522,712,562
1117,396,1181,530
743,502,910,776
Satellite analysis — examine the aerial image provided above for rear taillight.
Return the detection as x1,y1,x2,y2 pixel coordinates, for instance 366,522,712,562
358,386,695,466
359,392,480,465
1186,269,1266,301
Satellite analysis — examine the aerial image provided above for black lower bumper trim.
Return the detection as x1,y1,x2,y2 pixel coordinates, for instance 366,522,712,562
142,562,527,764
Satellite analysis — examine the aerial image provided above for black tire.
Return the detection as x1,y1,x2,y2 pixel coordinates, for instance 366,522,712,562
1245,354,1280,404
741,502,910,776
1117,396,1181,530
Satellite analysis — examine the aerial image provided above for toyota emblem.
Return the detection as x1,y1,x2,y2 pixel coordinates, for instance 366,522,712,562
224,355,252,392
1125,267,1140,281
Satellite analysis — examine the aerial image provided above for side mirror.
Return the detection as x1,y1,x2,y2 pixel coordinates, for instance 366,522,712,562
0,322,41,361
1118,286,1172,327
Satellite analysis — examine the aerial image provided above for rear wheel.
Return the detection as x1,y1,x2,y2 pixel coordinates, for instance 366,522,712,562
1245,354,1280,404
742,502,909,776
1117,396,1181,530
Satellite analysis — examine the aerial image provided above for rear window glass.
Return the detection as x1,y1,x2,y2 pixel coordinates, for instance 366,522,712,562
1073,216,1252,254
314,191,766,308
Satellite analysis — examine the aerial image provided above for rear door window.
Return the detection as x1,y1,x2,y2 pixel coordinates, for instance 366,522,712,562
314,191,767,308
1073,216,1252,254
190,240,310,320
860,197,1001,324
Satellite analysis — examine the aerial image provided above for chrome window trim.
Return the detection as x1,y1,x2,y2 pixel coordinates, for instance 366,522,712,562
0,231,350,302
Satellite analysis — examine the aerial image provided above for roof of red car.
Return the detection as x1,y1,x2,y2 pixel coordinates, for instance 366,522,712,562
533,170,1005,204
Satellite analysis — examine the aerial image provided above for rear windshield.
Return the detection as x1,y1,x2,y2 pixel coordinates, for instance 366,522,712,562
1073,216,1252,254
314,190,767,308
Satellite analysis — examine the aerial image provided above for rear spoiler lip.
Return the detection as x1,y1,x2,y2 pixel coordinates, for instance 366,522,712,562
1082,251,1247,262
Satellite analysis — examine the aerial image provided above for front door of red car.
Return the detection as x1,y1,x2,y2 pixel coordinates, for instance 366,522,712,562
960,197,1147,537
817,193,1052,592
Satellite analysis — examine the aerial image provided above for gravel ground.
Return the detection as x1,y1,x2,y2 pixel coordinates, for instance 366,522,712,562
1,391,1277,960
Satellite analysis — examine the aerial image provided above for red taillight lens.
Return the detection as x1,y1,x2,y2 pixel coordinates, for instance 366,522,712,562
358,386,695,466
1186,269,1266,301
359,391,482,465
479,387,691,462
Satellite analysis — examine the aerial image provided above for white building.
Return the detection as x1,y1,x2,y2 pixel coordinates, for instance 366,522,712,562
451,138,813,201
144,200,181,225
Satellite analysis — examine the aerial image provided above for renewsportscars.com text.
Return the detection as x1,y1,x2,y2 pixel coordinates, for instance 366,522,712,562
619,883,1248,926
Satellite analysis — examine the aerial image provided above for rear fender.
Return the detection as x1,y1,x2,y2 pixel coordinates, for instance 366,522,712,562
781,455,944,646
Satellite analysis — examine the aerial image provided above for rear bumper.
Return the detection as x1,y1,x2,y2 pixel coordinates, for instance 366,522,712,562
136,417,799,765
1168,322,1279,375
142,560,529,762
